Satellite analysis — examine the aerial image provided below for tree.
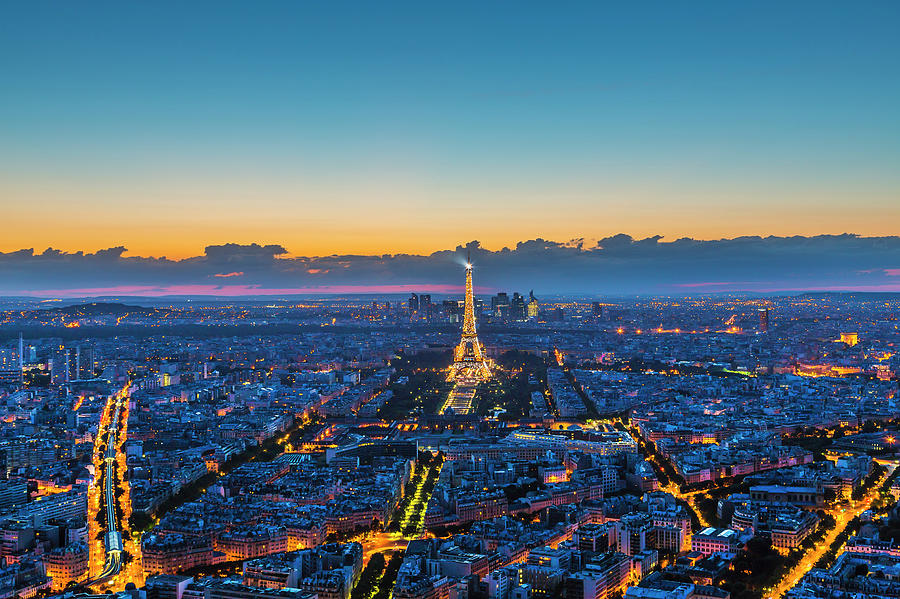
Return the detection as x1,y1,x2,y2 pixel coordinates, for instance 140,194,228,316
351,552,387,599
722,536,784,592
129,510,154,532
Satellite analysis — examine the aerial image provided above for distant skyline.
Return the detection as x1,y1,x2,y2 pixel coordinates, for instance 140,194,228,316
2,235,900,297
2,2,899,258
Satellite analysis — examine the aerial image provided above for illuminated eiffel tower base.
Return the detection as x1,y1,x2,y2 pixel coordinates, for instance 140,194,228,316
442,260,491,416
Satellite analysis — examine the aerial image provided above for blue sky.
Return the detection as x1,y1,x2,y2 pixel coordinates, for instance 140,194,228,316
1,1,898,259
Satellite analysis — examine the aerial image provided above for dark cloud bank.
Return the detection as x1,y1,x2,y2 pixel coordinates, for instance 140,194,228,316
2,235,900,297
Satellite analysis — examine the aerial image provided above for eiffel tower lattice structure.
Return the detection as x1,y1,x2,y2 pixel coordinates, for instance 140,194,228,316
450,255,491,382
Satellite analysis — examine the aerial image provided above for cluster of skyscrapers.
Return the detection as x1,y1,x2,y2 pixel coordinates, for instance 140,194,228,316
408,290,539,323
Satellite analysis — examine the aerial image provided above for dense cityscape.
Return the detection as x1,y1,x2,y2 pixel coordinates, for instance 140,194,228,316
3,3,899,599
1,259,899,599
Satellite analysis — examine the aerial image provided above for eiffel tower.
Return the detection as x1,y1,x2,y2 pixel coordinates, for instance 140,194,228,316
451,253,491,381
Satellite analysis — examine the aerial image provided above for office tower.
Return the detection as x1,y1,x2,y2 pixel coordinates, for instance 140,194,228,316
419,294,432,319
759,308,770,333
81,345,97,379
50,347,72,386
492,292,510,319
442,300,461,323
408,293,419,316
511,292,526,321
0,345,21,385
527,291,539,319
592,302,602,319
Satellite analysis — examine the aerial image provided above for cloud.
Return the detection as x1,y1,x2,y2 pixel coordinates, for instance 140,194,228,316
1,236,900,297
202,244,288,263
21,284,468,298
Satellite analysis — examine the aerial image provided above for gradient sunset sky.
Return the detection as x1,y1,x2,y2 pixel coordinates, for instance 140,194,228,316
1,1,898,259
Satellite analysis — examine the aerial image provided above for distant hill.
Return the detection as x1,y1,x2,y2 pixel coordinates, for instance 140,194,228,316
794,291,900,300
41,302,157,316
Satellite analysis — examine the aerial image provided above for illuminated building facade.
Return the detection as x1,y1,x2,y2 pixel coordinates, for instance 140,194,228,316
527,290,540,319
44,543,89,590
839,332,859,347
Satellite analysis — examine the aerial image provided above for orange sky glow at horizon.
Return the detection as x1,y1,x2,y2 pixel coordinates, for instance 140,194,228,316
5,188,899,259
6,223,900,260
